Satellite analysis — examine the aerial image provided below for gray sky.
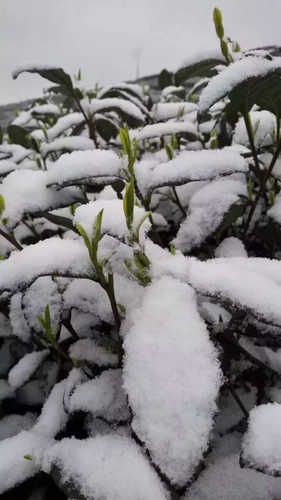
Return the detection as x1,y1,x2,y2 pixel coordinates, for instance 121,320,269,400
1,0,281,104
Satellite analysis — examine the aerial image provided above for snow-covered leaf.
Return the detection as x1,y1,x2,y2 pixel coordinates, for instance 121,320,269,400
123,276,222,486
41,434,168,500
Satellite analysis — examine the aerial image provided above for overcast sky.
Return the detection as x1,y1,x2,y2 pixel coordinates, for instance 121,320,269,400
1,0,281,104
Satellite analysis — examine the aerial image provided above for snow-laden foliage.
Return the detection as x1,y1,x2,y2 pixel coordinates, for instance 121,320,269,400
1,8,281,499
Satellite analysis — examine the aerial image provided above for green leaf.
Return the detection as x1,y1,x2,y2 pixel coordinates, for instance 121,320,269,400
92,209,104,252
76,223,93,258
123,179,135,230
213,7,224,39
165,144,173,160
45,305,51,330
220,39,230,62
216,202,246,239
7,125,30,148
0,195,5,217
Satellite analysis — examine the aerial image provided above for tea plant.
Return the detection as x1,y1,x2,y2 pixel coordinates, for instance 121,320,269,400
1,8,281,500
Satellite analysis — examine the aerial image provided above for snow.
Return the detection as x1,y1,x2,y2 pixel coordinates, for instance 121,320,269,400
99,82,146,102
0,238,92,296
74,199,150,244
268,195,281,224
0,430,50,494
22,276,62,334
31,112,85,141
69,369,130,422
152,102,198,121
123,276,222,486
233,110,276,148
0,159,18,176
215,237,248,258
242,403,281,475
46,149,122,188
184,433,281,500
129,121,198,142
0,379,14,401
179,49,224,70
199,301,231,326
0,169,83,229
188,258,281,326
69,338,118,367
31,104,60,116
12,64,64,80
135,150,247,196
0,413,37,440
64,278,113,323
41,136,94,156
83,97,145,122
41,434,168,500
34,379,68,437
173,178,246,252
9,292,31,342
199,56,281,112
0,144,33,164
8,350,49,389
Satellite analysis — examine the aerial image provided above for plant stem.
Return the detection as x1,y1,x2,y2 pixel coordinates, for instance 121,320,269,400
171,187,186,217
243,114,281,236
73,95,98,148
0,228,22,251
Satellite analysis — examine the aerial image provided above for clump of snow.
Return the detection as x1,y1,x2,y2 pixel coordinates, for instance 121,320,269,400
83,98,145,123
129,121,197,142
152,102,198,121
268,195,281,224
31,112,85,141
33,379,69,437
233,111,276,148
0,430,50,494
69,369,129,422
69,338,118,366
46,149,122,188
185,433,281,500
31,104,60,116
41,136,94,156
135,150,247,196
199,56,281,112
8,350,49,389
242,403,281,475
215,237,247,258
41,434,168,500
0,238,92,296
188,258,281,326
74,199,150,245
9,293,31,342
0,169,83,229
0,379,14,401
173,179,246,252
0,413,37,440
123,276,222,486
23,276,62,334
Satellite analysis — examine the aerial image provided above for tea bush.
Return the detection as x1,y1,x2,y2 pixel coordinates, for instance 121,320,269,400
1,8,281,500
